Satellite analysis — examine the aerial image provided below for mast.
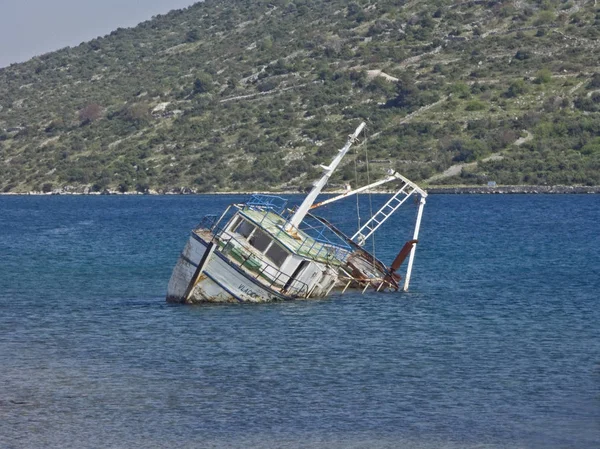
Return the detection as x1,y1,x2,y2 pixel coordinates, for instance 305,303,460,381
403,195,426,292
286,122,366,231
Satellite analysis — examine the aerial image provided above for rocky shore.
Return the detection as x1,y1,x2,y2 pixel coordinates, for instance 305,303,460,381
426,185,600,194
1,185,599,196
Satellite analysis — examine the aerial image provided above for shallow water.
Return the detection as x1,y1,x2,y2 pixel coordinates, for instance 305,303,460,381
0,194,598,448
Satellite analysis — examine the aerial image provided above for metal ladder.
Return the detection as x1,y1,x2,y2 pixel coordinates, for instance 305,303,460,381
351,183,415,244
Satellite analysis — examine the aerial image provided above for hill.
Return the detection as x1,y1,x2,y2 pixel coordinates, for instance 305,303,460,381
1,0,599,193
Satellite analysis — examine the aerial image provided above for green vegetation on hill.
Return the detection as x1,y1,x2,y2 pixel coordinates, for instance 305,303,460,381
1,0,600,193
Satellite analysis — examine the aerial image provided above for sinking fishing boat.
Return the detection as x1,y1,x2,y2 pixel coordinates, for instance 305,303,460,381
166,122,427,303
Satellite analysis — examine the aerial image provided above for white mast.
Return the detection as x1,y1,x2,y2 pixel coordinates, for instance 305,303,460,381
286,121,366,231
403,195,426,292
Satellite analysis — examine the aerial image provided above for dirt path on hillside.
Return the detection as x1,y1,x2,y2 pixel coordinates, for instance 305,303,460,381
514,130,533,146
425,131,532,184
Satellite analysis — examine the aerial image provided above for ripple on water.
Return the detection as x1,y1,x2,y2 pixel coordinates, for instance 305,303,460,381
0,195,598,448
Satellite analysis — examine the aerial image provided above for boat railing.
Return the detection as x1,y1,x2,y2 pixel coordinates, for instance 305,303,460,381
235,207,351,266
273,220,351,265
218,235,311,297
245,194,288,215
197,204,237,234
241,202,288,230
295,235,351,264
296,218,353,263
198,214,219,230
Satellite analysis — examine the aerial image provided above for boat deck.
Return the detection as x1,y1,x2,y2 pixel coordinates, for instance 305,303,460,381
239,208,350,265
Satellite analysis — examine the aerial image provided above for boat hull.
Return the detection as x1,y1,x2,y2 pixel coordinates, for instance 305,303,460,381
167,233,290,303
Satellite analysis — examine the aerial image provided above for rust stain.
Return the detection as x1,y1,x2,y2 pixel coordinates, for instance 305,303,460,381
285,229,302,240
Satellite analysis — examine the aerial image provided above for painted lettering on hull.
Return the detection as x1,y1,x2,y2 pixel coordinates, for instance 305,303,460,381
239,284,260,299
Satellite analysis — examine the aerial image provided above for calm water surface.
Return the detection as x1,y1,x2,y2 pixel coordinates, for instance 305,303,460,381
0,194,598,448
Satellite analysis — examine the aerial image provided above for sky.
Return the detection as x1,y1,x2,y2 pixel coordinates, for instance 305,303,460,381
0,0,199,68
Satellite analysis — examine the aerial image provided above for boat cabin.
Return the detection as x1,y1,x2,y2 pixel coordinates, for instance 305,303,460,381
209,204,347,298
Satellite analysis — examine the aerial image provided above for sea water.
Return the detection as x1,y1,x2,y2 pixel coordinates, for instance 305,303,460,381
0,194,598,449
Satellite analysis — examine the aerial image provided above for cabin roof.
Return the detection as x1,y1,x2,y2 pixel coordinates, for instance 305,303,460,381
239,208,348,265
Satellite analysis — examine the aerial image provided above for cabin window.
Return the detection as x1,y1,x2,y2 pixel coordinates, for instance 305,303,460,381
235,219,255,238
228,216,242,232
265,243,288,267
249,228,271,252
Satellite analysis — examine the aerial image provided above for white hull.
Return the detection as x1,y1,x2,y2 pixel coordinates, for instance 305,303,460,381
167,233,289,303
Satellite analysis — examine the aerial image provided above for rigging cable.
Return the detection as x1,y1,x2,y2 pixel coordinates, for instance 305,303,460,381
353,132,361,233
364,125,376,269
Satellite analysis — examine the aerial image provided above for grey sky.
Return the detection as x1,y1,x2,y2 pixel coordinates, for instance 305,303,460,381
0,0,199,68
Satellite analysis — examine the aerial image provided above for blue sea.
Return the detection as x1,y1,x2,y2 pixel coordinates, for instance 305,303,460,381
0,194,598,449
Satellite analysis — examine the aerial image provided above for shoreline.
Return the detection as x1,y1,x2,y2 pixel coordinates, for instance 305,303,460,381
425,185,600,194
1,185,600,196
